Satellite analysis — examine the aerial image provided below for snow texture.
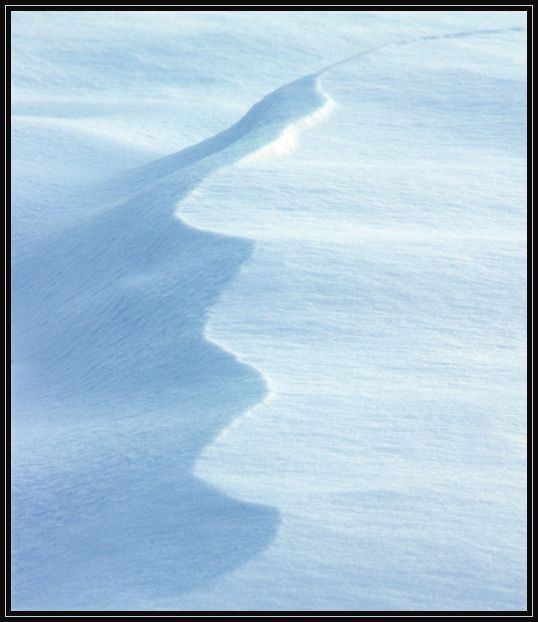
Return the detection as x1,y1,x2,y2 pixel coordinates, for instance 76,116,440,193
11,10,526,611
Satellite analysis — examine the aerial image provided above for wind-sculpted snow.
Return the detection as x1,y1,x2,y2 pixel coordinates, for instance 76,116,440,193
123,73,330,192
318,26,525,74
11,56,337,610
12,13,526,611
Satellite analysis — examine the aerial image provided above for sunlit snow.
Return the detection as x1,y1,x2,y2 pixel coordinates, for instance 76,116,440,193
11,10,526,611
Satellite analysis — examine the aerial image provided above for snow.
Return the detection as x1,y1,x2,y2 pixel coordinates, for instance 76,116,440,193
11,10,527,611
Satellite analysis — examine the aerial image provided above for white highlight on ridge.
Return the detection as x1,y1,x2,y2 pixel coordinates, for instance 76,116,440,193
241,83,336,165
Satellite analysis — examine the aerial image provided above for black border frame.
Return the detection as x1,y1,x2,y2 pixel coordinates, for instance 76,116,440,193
3,3,533,618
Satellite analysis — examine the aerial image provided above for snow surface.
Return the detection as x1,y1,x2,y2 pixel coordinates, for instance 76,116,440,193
11,10,527,611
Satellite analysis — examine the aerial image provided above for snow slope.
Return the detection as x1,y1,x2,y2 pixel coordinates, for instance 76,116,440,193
11,11,527,611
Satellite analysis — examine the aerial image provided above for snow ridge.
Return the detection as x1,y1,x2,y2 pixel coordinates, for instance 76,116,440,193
11,22,525,609
170,23,525,467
